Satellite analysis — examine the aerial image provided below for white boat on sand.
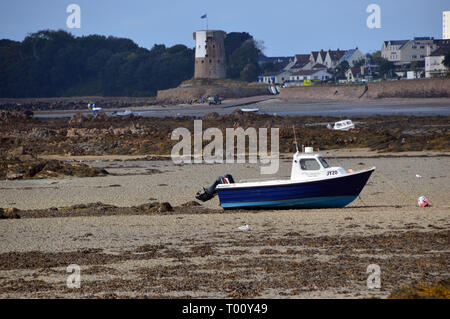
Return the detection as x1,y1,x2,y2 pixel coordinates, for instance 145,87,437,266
328,120,355,131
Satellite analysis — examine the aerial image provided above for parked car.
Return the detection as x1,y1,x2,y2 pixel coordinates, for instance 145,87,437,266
207,96,221,105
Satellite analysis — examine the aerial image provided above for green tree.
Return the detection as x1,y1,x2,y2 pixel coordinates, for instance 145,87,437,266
368,51,396,78
223,32,262,80
240,63,260,82
0,30,195,97
333,61,350,79
260,61,276,73
410,60,425,70
224,32,252,60
227,39,260,79
353,59,366,68
443,52,450,68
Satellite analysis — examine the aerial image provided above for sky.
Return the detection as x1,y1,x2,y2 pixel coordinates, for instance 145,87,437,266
0,0,448,56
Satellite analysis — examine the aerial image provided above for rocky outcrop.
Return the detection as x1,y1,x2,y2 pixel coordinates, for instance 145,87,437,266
1,153,109,180
157,87,269,104
0,110,33,123
0,207,21,219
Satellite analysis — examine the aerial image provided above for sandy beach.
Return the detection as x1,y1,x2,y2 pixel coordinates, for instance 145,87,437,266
1,150,449,298
2,1,450,302
1,150,449,210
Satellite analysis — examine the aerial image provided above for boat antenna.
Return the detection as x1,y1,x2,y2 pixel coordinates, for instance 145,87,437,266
292,126,299,153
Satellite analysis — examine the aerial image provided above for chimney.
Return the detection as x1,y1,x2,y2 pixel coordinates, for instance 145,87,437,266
426,43,431,56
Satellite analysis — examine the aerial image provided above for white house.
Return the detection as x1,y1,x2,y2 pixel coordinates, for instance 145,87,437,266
425,46,450,78
381,37,437,64
339,48,365,67
259,70,292,84
346,67,369,83
322,49,346,68
289,69,332,82
308,48,365,69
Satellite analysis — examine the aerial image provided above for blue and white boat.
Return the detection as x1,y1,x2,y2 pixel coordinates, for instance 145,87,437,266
196,147,375,209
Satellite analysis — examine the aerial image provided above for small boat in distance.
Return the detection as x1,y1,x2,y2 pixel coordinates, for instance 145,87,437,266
196,147,375,209
240,108,259,113
113,110,133,116
328,119,355,131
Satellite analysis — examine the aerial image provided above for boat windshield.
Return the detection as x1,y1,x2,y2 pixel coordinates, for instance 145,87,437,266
318,157,330,168
300,159,321,170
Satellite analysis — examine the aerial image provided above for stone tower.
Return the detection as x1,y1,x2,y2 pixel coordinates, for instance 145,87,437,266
193,30,226,79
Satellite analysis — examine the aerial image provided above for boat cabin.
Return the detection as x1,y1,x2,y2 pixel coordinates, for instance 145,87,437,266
290,148,347,181
332,120,355,131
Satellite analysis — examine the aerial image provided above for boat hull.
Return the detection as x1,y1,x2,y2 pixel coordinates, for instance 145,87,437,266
217,169,374,209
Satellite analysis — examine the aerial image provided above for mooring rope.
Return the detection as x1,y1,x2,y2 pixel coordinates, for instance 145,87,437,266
376,170,417,203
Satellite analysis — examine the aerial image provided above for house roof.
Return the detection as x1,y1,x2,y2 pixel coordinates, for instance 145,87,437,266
328,49,347,61
312,63,327,69
294,54,311,68
341,49,357,61
384,40,409,49
429,45,450,57
348,67,361,75
291,69,328,76
347,67,368,77
311,51,319,61
295,54,310,63
434,39,450,46
261,70,292,77
386,40,409,45
311,51,327,62
320,50,327,61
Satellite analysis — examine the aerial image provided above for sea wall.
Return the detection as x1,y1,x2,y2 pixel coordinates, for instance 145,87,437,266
279,78,450,101
156,87,269,104
156,78,450,104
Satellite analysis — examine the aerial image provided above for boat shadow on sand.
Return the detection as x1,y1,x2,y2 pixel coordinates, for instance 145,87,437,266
229,204,405,212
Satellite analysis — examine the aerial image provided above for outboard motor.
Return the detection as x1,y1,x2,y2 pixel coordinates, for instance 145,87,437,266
195,174,235,202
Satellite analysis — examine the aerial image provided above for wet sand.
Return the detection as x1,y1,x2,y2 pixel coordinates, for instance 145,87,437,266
1,151,449,210
25,97,450,119
0,150,449,298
